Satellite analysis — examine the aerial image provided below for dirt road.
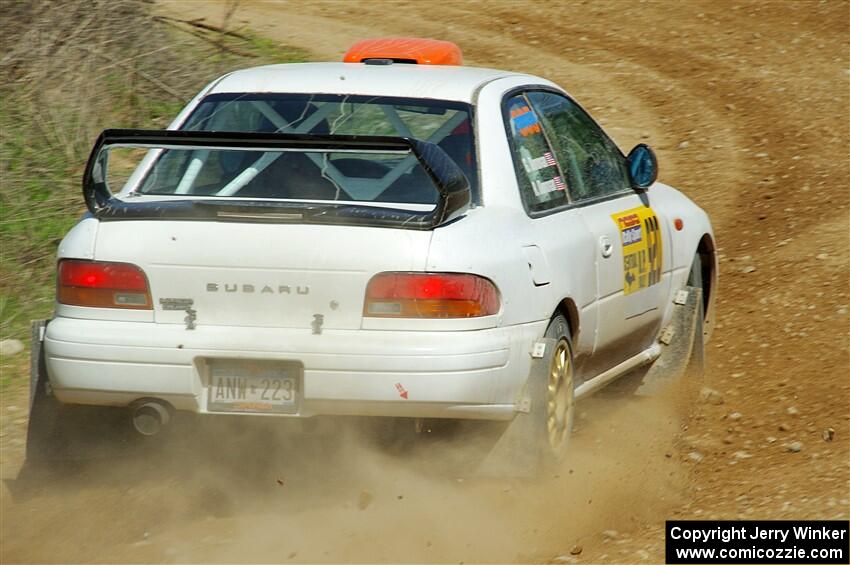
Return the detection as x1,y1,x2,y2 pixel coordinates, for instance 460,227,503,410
2,1,847,562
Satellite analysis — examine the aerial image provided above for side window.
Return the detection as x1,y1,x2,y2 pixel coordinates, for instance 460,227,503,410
526,91,630,201
504,94,570,213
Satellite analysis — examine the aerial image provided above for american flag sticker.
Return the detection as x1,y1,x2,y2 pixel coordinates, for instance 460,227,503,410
553,176,566,191
525,151,559,173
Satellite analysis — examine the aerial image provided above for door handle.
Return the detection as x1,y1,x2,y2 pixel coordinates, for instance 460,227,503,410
600,235,614,258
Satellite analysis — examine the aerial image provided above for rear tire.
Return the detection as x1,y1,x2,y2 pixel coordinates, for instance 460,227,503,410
477,314,575,477
540,314,575,465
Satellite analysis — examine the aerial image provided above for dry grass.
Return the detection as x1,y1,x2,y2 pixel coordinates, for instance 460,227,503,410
0,0,308,347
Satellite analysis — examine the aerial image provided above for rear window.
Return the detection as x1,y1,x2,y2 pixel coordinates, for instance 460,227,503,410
134,94,477,206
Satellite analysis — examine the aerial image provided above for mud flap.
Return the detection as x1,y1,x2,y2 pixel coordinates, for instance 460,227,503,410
634,286,703,396
28,320,47,409
25,320,135,464
476,338,558,479
25,320,55,461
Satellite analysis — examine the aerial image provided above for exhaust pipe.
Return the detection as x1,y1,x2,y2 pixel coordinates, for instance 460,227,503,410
131,400,171,436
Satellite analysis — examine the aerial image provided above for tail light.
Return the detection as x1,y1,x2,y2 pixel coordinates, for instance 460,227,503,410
364,272,499,318
58,259,152,309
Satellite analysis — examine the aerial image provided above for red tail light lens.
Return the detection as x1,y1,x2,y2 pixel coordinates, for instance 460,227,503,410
364,272,499,318
58,259,152,309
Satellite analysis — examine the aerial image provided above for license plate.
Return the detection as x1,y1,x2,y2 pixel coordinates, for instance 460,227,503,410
208,361,299,414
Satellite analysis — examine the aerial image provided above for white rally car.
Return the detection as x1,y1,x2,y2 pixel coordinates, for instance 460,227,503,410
28,38,716,470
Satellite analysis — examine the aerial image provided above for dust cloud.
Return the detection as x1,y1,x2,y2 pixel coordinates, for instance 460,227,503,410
2,383,689,564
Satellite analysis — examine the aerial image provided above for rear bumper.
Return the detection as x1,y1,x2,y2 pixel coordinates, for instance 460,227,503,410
44,317,545,420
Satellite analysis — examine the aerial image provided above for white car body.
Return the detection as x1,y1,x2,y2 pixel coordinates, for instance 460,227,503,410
44,61,716,422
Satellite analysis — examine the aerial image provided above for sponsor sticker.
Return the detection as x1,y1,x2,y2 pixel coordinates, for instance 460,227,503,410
611,206,663,295
510,104,542,137
623,225,642,245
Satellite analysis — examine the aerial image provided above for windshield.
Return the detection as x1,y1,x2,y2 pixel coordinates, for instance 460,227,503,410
131,94,477,206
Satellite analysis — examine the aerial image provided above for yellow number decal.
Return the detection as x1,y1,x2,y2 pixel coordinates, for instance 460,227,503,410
611,206,663,295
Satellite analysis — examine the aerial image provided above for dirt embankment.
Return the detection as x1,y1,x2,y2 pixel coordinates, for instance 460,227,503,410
2,1,847,563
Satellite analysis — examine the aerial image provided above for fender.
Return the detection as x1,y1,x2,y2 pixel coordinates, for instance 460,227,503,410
647,182,717,341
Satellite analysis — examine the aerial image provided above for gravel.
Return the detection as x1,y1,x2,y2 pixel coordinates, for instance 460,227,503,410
0,339,25,357
699,387,724,405
787,441,803,453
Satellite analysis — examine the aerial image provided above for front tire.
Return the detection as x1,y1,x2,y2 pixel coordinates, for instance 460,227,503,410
686,251,706,377
608,250,708,398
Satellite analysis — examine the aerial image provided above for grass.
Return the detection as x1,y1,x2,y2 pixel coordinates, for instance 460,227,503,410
0,1,309,379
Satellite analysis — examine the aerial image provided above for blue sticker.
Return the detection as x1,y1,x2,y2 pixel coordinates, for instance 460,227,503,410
622,225,643,246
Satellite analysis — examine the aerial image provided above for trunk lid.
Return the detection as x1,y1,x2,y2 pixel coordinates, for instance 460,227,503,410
93,220,431,329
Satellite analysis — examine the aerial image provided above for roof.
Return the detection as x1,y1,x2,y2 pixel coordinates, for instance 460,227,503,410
208,62,531,103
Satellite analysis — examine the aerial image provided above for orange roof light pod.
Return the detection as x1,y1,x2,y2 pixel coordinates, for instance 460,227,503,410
343,37,463,66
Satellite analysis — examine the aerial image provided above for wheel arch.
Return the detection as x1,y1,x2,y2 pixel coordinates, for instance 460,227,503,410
554,297,580,345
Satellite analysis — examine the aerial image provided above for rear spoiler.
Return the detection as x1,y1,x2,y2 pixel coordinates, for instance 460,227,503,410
82,129,470,230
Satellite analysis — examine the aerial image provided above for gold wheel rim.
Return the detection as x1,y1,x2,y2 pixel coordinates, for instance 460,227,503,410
546,339,573,451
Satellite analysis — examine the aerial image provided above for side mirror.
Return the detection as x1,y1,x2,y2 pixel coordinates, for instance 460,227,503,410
626,143,658,189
